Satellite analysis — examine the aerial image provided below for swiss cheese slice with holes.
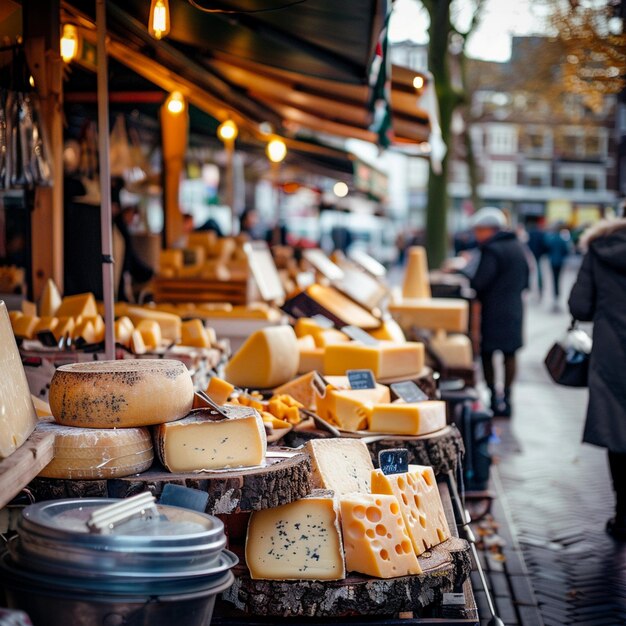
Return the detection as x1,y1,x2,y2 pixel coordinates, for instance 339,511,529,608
371,465,451,556
37,421,153,479
49,359,194,428
246,490,345,580
340,492,422,577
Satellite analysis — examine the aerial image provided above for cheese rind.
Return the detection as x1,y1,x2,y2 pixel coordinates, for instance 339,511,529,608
0,303,38,458
371,465,451,556
246,493,345,580
154,406,266,471
340,492,422,578
368,401,446,436
49,359,194,428
323,341,425,379
224,326,299,389
37,422,154,479
305,439,374,494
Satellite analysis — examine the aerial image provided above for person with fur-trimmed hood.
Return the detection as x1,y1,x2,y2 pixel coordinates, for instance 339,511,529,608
568,213,626,541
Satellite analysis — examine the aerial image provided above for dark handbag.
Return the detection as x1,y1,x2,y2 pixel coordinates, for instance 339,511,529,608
544,320,591,387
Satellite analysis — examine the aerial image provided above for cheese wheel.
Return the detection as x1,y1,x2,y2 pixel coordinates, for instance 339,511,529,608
49,359,194,428
37,421,154,479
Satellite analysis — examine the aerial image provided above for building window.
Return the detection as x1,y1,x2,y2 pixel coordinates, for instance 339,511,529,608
583,176,599,191
523,161,551,188
487,162,517,187
557,165,605,192
487,125,517,155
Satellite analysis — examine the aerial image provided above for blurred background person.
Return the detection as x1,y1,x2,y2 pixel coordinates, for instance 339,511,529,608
544,222,571,311
525,216,547,300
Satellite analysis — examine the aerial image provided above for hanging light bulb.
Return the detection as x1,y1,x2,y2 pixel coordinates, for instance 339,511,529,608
60,24,79,63
266,137,287,163
218,119,238,142
165,91,185,114
413,75,425,90
149,0,170,40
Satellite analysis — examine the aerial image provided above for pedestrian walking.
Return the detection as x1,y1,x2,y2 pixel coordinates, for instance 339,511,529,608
525,216,547,298
464,207,530,417
545,223,571,311
568,216,626,541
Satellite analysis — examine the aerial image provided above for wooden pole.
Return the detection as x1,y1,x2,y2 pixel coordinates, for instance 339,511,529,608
96,0,115,360
226,138,236,234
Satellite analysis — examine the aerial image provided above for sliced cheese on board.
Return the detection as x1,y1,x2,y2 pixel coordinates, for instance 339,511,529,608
305,439,373,494
130,329,147,355
114,316,134,347
136,319,162,350
401,246,431,299
273,371,321,410
224,326,299,389
181,318,211,348
0,302,38,458
71,319,97,344
294,317,324,338
388,298,469,333
12,314,40,339
37,421,154,480
246,491,345,580
323,341,425,379
368,319,406,343
33,316,58,335
340,493,422,578
315,383,390,432
430,331,473,368
206,377,234,405
39,278,62,317
154,406,266,472
368,401,446,436
53,317,75,342
56,293,98,319
371,465,451,556
49,359,194,428
312,329,350,347
84,315,105,343
122,305,182,341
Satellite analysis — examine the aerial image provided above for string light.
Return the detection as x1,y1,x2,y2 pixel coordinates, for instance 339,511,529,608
218,119,238,142
149,0,170,40
266,137,287,163
333,182,349,198
60,24,79,63
165,91,185,114
413,75,425,89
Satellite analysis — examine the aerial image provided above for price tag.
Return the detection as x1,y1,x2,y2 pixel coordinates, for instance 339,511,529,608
378,448,409,475
391,381,429,403
442,592,466,606
311,314,335,329
341,325,379,346
347,369,376,390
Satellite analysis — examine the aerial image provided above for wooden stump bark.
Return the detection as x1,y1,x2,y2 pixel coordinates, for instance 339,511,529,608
28,452,312,515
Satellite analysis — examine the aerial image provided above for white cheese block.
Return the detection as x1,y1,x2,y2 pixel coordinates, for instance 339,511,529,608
246,491,345,580
429,331,473,368
0,302,38,458
49,359,194,428
368,400,446,436
305,438,374,494
37,421,153,479
388,298,469,333
154,405,266,472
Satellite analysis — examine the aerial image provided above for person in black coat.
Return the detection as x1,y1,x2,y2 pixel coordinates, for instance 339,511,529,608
464,207,530,417
568,217,626,540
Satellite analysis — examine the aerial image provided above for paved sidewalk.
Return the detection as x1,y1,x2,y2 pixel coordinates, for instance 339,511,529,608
487,262,626,625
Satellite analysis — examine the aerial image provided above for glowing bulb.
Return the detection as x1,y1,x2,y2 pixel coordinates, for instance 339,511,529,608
60,24,79,63
266,138,287,163
333,182,349,198
165,91,185,114
29,75,35,88
413,75,425,89
149,0,170,40
218,119,238,142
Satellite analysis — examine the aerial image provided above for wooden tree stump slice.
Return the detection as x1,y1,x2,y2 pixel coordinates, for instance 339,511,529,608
28,451,312,515
222,537,471,618
283,425,464,477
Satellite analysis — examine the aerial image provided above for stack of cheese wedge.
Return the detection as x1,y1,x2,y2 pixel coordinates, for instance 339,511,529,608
245,438,451,580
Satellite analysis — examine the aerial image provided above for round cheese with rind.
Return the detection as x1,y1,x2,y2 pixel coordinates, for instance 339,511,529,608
49,359,194,428
37,421,154,479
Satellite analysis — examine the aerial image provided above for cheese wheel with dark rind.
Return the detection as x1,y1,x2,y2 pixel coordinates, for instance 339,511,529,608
49,359,194,428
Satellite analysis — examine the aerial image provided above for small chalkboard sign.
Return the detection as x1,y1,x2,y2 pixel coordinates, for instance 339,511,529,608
378,448,409,475
341,325,379,346
391,381,429,403
347,369,376,390
311,314,335,329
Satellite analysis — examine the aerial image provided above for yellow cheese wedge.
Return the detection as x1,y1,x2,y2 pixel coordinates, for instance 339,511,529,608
305,284,381,329
53,317,75,342
37,422,154,480
323,341,425,379
340,493,422,577
312,329,350,347
273,371,323,410
368,319,406,343
371,465,451,556
246,492,345,580
154,406,266,471
56,293,98,319
181,318,211,348
124,305,182,341
136,319,162,350
0,303,38,458
31,395,51,418
49,359,194,428
430,331,473,368
315,383,390,432
72,320,97,344
114,316,134,347
402,246,431,299
8,310,23,325
21,300,37,317
224,326,299,389
130,329,147,355
159,249,184,272
294,317,323,338
12,314,40,339
84,315,105,344
39,278,62,317
305,438,374,494
389,298,469,333
368,400,446,435
206,377,234,405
